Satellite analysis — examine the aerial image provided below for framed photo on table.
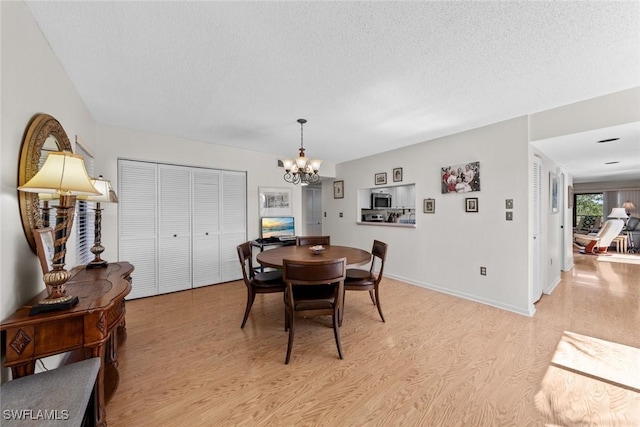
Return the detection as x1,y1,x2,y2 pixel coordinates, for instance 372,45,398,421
333,180,344,199
259,187,293,217
34,227,55,275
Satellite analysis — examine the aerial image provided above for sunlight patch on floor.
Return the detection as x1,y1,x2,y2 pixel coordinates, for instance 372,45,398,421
535,331,640,426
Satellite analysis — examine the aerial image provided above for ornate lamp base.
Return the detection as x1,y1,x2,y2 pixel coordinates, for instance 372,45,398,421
29,263,78,315
29,296,79,315
87,259,108,269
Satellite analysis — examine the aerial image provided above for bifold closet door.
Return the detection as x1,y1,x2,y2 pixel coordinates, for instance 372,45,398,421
192,169,221,287
158,165,192,293
118,160,158,299
220,171,246,282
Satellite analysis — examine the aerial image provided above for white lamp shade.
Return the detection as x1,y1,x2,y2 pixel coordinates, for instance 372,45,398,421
608,207,628,219
18,151,101,196
622,201,636,211
295,155,308,169
281,158,295,171
309,159,322,172
81,176,118,203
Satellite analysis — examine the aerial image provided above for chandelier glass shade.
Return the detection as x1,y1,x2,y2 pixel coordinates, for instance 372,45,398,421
281,119,322,185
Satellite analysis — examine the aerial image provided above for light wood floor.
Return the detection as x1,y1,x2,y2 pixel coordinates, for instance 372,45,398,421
107,252,639,426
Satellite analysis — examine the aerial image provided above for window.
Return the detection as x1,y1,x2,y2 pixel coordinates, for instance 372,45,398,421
574,193,603,228
75,144,95,265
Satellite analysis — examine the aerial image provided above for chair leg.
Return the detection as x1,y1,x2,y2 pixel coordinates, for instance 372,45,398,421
368,289,376,305
374,286,385,322
339,290,345,327
285,314,295,364
333,310,343,359
241,289,256,329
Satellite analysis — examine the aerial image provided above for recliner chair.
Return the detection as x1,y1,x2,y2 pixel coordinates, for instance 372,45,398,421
574,219,624,254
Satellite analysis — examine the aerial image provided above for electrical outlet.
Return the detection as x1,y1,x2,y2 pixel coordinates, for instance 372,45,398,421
480,266,486,276
506,211,513,221
506,199,513,209
324,212,327,217
339,212,343,218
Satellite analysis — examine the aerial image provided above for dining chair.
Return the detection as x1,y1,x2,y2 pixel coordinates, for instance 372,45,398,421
296,235,330,246
282,257,346,364
236,242,285,328
344,240,388,323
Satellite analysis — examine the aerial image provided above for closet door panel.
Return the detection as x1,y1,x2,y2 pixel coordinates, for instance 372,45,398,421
158,165,192,293
221,171,246,281
118,160,158,298
192,169,221,287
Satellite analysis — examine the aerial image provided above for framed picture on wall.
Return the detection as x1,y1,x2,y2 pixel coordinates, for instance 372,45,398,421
549,172,558,213
333,180,344,199
568,185,574,209
465,197,478,213
375,172,387,185
423,198,435,213
441,161,480,194
259,187,293,217
393,168,403,182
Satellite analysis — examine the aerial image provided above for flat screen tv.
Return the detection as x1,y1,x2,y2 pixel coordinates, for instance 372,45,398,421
260,216,295,239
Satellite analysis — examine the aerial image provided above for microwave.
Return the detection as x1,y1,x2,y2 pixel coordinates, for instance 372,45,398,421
371,193,392,209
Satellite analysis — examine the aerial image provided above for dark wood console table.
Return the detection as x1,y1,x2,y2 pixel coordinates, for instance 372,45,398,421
0,261,133,427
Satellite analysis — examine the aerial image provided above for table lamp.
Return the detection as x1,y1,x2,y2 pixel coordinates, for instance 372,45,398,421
37,193,59,228
81,175,118,268
622,200,636,216
608,207,629,221
18,151,101,314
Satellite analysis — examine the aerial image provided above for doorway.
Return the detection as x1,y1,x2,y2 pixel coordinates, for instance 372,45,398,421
302,185,322,236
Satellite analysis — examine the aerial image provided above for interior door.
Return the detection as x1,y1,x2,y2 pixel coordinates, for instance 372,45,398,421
118,160,158,299
192,168,221,287
305,186,322,236
533,157,543,303
158,164,192,293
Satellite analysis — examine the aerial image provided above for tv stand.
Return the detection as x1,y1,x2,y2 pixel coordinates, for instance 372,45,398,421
251,239,296,272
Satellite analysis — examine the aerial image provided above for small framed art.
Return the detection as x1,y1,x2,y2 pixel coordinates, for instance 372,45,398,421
333,180,344,199
423,198,435,213
393,167,403,182
34,227,55,275
375,172,387,185
465,197,478,212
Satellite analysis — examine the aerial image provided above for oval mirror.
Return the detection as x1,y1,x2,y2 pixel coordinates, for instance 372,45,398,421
18,114,72,253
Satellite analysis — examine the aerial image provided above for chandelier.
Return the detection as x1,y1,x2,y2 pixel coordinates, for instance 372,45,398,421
281,119,322,185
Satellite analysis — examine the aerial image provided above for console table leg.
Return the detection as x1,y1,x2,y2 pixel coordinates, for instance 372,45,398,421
10,362,35,379
90,345,107,427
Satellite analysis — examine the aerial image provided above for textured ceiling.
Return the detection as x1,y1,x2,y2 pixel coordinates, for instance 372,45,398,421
25,1,640,182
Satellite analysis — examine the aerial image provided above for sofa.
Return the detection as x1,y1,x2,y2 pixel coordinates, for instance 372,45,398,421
625,216,640,251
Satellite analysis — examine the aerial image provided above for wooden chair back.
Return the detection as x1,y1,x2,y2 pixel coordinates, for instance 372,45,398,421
282,257,346,363
296,235,330,246
237,241,256,283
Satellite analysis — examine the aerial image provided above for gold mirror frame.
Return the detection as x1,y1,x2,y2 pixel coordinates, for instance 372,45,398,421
18,114,72,254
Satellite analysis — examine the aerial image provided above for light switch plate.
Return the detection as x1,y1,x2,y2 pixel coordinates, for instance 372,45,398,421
506,199,513,209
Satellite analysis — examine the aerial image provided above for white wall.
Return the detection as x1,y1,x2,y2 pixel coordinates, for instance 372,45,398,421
326,117,533,315
0,1,97,380
0,1,96,320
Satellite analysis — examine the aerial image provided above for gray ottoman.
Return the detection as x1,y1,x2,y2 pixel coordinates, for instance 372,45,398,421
1,358,100,427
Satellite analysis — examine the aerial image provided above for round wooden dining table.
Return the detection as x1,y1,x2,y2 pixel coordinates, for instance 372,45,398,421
256,245,371,269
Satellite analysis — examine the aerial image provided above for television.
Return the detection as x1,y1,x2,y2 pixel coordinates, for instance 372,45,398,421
260,216,295,239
